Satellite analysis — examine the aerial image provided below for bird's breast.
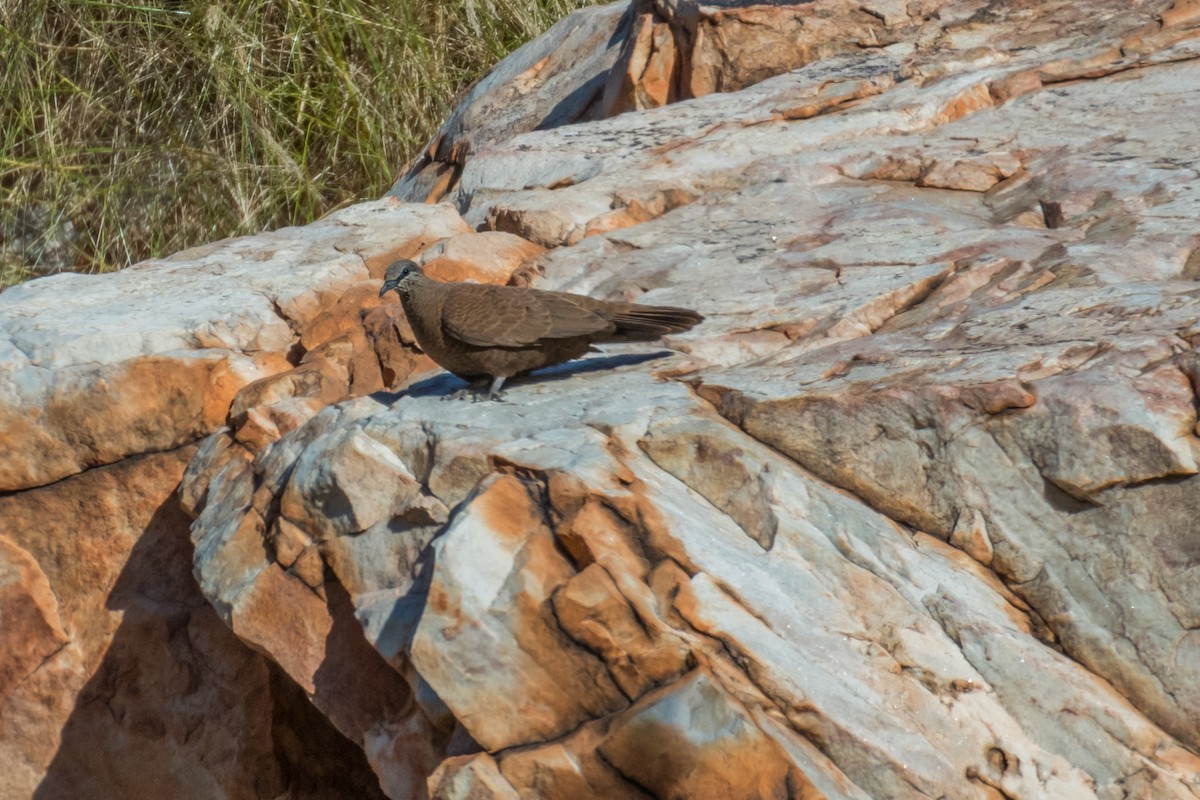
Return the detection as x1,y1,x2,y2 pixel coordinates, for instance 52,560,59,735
399,292,444,350
399,290,491,377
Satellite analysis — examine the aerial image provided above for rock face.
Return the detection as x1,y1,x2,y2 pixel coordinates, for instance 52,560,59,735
5,0,1200,798
0,199,470,799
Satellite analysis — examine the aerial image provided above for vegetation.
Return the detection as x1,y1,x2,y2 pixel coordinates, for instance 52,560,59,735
0,0,597,287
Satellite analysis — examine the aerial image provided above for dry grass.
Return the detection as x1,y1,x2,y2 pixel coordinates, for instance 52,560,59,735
0,0,597,287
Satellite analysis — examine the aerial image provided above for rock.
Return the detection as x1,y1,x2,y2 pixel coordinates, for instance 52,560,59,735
0,449,386,800
409,474,627,750
0,537,69,709
552,563,690,699
419,231,546,286
699,289,1200,747
390,3,633,203
495,731,651,799
0,198,469,795
602,0,921,114
0,200,469,492
428,754,519,800
193,0,1200,787
188,405,452,796
188,0,1200,794
184,366,1200,798
596,670,800,800
11,0,1200,797
0,349,290,494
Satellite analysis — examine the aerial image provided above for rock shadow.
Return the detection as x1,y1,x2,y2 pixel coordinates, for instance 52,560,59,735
365,528,481,760
33,484,386,800
534,1,634,132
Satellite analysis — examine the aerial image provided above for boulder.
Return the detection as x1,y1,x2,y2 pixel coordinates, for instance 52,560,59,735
9,0,1200,797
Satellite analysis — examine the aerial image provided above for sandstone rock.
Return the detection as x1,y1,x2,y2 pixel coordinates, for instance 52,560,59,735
361,302,438,389
552,562,690,699
496,732,652,800
0,349,290,493
390,3,632,203
188,406,453,797
0,450,385,800
409,474,627,750
0,449,197,800
428,754,519,800
596,669,801,799
11,0,1200,797
0,198,470,796
207,2,1200,794
0,536,68,709
185,365,1200,798
420,231,546,286
0,200,468,492
699,290,1200,748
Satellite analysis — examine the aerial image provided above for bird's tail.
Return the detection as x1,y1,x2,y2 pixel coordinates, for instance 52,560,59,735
608,304,704,341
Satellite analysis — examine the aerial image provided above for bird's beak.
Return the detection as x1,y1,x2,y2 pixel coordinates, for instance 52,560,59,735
379,279,397,298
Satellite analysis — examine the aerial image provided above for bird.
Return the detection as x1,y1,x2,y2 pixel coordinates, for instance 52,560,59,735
378,260,703,400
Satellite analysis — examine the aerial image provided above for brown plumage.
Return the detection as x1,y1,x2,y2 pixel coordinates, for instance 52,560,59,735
378,260,703,399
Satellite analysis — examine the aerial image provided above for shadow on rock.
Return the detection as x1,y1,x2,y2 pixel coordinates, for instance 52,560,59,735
308,575,452,799
33,488,386,800
374,350,673,403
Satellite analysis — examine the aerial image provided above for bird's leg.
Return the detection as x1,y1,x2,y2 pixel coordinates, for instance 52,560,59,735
487,375,507,401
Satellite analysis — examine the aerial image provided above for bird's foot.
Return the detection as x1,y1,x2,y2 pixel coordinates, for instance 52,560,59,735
442,388,488,402
485,376,507,402
442,376,507,402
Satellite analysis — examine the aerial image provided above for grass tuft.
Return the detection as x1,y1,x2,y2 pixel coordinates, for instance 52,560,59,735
0,0,597,288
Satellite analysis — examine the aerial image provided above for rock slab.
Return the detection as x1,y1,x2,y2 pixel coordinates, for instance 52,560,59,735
6,0,1200,798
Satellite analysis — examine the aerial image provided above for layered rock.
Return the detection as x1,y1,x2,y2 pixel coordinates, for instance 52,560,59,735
0,200,470,797
6,0,1200,798
185,369,1200,798
0,450,390,800
0,200,469,492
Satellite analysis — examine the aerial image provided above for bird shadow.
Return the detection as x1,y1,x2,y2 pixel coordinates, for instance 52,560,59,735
369,350,673,404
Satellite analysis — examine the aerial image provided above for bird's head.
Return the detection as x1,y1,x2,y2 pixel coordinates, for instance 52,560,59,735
379,260,422,298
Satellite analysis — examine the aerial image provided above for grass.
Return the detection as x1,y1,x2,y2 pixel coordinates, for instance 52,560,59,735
0,0,600,288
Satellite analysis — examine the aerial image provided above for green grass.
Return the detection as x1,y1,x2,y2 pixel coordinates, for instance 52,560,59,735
0,0,598,287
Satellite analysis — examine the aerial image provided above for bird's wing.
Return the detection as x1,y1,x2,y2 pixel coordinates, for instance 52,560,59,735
440,284,613,347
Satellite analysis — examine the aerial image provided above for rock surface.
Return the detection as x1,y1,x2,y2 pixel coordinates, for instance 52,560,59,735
5,0,1200,797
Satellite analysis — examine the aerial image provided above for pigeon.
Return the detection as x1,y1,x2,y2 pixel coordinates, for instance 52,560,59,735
378,260,702,399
